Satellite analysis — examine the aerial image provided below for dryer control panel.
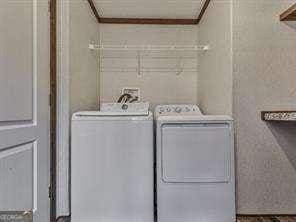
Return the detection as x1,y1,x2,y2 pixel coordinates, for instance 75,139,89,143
155,105,202,116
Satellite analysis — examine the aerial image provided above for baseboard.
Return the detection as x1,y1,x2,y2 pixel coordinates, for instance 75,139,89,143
237,214,296,216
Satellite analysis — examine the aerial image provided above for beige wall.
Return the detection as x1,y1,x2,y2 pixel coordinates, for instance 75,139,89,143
233,0,296,214
99,24,198,108
197,0,233,115
70,0,99,114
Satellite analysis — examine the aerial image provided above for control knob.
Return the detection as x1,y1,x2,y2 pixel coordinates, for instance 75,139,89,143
175,107,182,113
121,104,129,110
159,107,165,114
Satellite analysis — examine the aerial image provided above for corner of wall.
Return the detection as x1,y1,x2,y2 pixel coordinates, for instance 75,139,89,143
196,0,233,115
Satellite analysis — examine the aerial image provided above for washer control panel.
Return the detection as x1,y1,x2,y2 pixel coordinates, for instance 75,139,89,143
100,102,150,115
155,105,202,116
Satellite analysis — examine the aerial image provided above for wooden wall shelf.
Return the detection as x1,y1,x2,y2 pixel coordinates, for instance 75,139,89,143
280,3,296,21
261,111,296,122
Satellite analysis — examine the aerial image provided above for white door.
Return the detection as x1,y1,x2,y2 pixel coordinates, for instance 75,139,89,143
0,0,50,221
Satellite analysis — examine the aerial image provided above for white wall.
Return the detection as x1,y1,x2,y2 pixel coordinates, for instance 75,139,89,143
233,0,296,214
99,24,198,108
197,0,233,115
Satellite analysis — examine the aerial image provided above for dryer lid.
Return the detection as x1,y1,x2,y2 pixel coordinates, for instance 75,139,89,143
161,123,231,183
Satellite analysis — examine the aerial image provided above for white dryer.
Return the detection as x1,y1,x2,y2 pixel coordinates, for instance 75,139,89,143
155,105,235,222
71,103,154,222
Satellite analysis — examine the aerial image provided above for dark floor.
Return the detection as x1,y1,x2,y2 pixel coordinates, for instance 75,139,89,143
237,216,296,222
57,216,296,222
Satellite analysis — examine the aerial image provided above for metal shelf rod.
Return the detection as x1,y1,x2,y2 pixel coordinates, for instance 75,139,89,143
89,44,209,51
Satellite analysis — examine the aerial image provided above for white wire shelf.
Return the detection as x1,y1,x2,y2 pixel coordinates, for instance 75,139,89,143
100,67,197,73
89,44,209,51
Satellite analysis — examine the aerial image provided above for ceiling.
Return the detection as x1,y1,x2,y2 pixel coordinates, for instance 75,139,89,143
93,0,207,19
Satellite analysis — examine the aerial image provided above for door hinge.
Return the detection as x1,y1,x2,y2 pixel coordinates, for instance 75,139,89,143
48,1,51,13
48,186,53,199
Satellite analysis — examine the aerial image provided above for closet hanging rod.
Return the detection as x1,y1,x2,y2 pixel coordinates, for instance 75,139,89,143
89,44,210,51
100,68,197,71
100,56,197,59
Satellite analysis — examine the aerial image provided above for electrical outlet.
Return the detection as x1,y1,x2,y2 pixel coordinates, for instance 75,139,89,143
122,88,140,102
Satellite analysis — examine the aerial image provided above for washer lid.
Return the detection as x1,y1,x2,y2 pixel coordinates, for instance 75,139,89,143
72,102,150,119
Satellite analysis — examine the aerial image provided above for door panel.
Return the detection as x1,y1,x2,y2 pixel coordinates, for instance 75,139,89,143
0,0,50,221
0,0,34,122
0,142,35,210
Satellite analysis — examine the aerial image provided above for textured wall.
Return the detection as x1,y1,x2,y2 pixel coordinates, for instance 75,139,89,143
99,24,198,108
197,0,233,115
233,0,296,214
70,0,100,114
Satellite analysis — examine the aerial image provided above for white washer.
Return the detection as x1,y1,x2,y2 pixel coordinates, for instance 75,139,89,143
155,105,236,222
71,103,154,222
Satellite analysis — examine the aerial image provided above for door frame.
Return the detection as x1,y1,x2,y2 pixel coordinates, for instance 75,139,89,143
50,0,57,221
50,0,71,221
